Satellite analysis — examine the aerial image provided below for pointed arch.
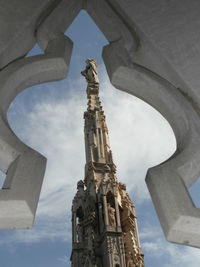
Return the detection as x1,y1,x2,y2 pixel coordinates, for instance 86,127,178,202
0,0,199,249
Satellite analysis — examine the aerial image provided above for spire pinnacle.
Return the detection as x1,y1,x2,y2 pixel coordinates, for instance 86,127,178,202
81,59,115,170
70,60,144,267
81,58,99,97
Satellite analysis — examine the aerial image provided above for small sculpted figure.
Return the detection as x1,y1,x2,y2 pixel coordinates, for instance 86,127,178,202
81,59,99,84
76,224,83,243
127,259,134,267
107,203,116,227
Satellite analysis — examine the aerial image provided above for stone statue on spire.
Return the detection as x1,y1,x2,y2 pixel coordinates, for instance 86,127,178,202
81,59,99,99
81,59,99,84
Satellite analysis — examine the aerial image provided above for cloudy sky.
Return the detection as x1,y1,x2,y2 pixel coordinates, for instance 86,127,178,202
0,10,200,267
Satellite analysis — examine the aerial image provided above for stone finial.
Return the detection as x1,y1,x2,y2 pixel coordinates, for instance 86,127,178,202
81,59,99,97
107,203,116,227
77,180,84,189
81,58,99,84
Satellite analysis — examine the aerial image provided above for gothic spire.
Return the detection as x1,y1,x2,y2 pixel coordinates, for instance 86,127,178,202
70,59,144,267
81,59,116,188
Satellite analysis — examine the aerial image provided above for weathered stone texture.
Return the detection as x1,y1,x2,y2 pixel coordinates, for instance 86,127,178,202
71,60,144,266
0,0,199,248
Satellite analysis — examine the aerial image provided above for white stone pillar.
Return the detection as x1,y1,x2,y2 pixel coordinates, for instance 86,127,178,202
100,128,105,158
134,217,141,248
114,196,121,228
103,195,109,226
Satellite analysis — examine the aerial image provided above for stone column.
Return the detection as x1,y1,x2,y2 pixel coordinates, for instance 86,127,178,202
103,195,109,227
134,217,141,248
98,201,103,233
72,215,74,244
73,212,77,243
100,128,105,158
96,127,101,159
114,196,121,228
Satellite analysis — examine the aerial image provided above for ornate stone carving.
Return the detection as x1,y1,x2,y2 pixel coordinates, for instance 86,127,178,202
81,59,99,85
119,183,144,266
71,60,144,266
0,0,199,247
107,203,116,227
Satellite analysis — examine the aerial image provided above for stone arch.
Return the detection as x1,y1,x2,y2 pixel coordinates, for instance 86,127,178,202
0,35,72,229
0,0,199,249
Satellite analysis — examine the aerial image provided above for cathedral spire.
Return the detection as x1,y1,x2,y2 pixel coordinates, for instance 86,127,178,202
70,59,144,267
81,59,113,166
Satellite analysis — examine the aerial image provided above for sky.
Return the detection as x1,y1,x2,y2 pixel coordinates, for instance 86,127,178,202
0,10,200,267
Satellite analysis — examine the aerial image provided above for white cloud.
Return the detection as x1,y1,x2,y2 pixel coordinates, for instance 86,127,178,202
140,224,200,266
58,255,69,264
99,67,176,201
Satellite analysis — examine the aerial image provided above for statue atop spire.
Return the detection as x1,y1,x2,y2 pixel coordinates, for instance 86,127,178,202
81,58,99,84
70,60,145,267
81,59,99,97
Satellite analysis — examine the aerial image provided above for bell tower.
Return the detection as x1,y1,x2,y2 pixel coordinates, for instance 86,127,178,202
70,59,144,267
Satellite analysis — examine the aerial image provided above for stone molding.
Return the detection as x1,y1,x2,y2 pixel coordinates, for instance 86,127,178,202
0,0,199,248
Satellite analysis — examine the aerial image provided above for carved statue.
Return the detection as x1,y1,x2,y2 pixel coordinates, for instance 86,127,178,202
77,223,83,243
127,258,134,267
107,203,116,227
81,59,99,84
